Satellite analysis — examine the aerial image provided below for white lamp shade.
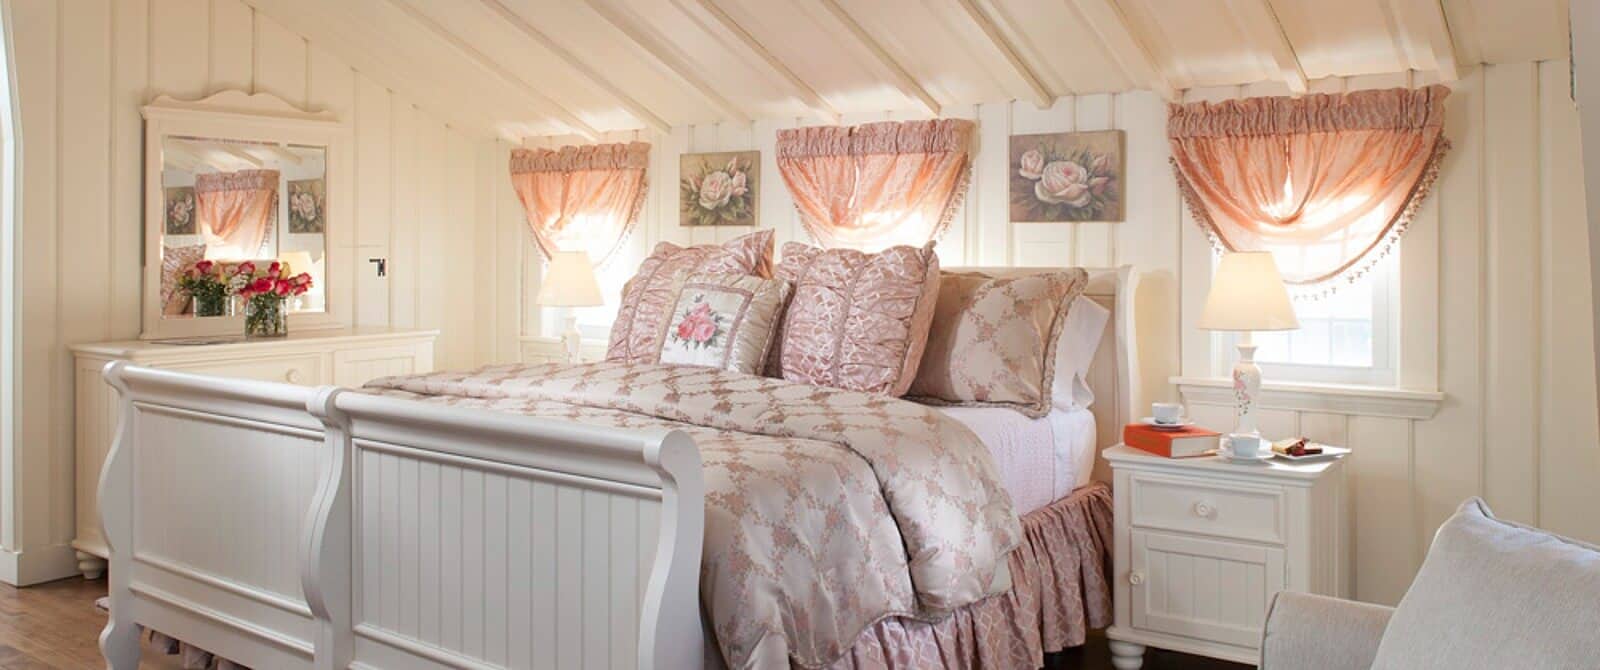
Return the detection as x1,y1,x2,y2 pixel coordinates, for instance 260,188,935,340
277,250,315,277
1198,251,1300,331
535,250,604,307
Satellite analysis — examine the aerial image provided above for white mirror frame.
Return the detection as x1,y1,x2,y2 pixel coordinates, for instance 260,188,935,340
140,90,350,340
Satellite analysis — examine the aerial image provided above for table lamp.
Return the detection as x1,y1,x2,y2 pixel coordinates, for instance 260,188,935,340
1197,251,1300,438
534,250,604,364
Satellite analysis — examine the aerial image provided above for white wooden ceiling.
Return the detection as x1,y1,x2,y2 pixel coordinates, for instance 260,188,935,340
242,0,1571,141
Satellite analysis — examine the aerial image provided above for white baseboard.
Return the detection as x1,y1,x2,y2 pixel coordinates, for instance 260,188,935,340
0,542,83,586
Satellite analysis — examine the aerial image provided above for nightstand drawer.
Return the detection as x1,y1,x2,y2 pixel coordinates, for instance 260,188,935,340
1129,473,1286,544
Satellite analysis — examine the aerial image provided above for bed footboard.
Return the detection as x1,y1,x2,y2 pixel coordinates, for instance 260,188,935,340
98,363,705,670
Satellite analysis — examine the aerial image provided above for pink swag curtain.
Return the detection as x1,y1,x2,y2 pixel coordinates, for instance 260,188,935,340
509,142,650,265
1168,85,1450,295
195,169,280,258
776,119,975,249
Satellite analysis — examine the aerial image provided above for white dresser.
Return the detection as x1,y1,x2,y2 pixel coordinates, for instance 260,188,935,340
70,327,438,578
1103,444,1349,668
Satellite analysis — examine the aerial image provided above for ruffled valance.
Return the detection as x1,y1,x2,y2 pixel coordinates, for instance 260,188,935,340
194,169,279,194
776,119,975,250
1169,85,1450,295
509,141,651,174
508,141,650,265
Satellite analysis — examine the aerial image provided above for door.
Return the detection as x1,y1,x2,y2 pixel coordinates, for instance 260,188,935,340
1130,530,1285,648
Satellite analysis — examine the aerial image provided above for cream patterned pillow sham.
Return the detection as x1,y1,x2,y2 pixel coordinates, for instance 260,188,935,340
908,268,1089,417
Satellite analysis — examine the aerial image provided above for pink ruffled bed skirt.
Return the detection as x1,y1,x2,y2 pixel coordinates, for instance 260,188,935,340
827,482,1114,670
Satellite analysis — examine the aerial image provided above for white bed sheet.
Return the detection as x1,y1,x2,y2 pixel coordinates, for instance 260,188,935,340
938,405,1098,515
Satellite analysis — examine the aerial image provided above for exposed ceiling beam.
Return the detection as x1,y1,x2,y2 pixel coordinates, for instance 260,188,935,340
241,0,517,141
265,144,305,165
1225,0,1308,94
478,0,672,133
219,144,266,168
1069,0,1177,101
384,0,602,141
582,0,753,125
815,0,941,116
1383,0,1460,81
955,0,1053,108
683,0,840,124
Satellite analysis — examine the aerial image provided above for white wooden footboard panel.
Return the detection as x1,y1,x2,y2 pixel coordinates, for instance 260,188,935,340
347,440,665,669
99,362,707,670
100,363,322,669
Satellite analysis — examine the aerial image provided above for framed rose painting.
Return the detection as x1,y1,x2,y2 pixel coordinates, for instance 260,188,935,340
164,186,196,235
1009,130,1125,222
287,178,326,234
680,151,758,227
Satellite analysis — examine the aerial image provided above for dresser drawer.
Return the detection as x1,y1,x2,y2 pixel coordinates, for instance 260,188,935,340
1129,473,1286,545
164,354,323,386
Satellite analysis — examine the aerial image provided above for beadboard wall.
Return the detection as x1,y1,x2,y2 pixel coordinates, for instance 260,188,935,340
495,62,1600,606
3,0,485,583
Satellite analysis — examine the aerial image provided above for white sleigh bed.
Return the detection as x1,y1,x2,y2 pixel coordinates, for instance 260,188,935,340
95,266,1138,670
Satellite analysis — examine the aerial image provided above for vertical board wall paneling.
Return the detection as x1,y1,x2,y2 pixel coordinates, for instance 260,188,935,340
58,0,114,546
3,0,491,582
1411,66,1486,553
1536,59,1600,539
1482,62,1542,524
12,0,60,557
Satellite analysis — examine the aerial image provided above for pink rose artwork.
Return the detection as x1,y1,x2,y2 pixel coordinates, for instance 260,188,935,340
1008,130,1125,222
670,298,725,349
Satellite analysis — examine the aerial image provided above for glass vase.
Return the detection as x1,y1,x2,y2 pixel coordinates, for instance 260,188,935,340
192,292,228,318
244,296,288,338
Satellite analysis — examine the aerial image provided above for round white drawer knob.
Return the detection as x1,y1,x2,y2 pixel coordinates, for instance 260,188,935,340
1194,502,1216,519
1129,571,1145,586
285,369,303,384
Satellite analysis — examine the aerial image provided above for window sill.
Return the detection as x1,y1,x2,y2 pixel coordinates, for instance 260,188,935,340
1170,376,1443,421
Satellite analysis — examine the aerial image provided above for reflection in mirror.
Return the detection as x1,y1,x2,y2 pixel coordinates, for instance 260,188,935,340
159,136,326,320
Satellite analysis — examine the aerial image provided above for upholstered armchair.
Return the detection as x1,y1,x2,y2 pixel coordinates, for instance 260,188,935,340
1258,498,1600,670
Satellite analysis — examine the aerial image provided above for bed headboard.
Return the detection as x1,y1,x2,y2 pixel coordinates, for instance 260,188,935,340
944,266,1140,483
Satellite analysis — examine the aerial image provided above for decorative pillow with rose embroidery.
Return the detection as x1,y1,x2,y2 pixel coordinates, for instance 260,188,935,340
769,241,941,396
654,273,792,375
606,230,775,364
907,268,1089,417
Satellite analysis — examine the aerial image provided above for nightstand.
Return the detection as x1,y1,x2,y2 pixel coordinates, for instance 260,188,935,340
1102,444,1349,668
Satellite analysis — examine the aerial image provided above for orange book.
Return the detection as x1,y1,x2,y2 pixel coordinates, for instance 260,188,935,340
1123,423,1221,458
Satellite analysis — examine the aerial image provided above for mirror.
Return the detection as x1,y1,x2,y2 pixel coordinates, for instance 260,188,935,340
159,136,327,319
141,91,347,340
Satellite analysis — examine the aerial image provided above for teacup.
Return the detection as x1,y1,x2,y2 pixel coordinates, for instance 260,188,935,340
1152,402,1184,424
1227,434,1265,459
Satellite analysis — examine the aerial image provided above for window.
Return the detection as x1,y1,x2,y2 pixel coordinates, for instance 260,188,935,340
1213,250,1399,387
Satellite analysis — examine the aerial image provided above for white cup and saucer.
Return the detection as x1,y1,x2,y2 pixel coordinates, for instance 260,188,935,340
1140,402,1194,431
1219,433,1271,463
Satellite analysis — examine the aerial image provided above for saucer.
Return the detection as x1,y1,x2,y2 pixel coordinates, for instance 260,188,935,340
1140,417,1194,431
1218,447,1271,463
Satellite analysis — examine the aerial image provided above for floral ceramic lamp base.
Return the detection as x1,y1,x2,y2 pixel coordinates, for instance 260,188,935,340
1231,339,1261,437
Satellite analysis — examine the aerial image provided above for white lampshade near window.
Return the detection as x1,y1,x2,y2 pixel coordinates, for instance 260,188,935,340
535,250,604,363
1199,251,1300,440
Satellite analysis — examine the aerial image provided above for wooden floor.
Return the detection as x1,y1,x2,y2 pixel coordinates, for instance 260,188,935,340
0,576,1247,669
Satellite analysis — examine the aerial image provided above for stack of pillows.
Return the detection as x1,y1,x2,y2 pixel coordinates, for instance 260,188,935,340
603,229,1099,416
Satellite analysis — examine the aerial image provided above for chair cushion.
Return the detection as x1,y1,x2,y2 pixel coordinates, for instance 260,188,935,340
605,230,773,364
654,273,792,375
1369,497,1600,670
770,241,941,396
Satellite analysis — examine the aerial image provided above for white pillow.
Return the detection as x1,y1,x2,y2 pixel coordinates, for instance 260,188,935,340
1050,295,1109,412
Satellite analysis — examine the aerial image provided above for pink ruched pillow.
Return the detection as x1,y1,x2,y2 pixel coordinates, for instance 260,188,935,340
769,241,941,396
606,230,774,364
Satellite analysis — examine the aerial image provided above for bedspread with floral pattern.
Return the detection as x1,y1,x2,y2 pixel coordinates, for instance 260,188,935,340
363,361,1022,669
